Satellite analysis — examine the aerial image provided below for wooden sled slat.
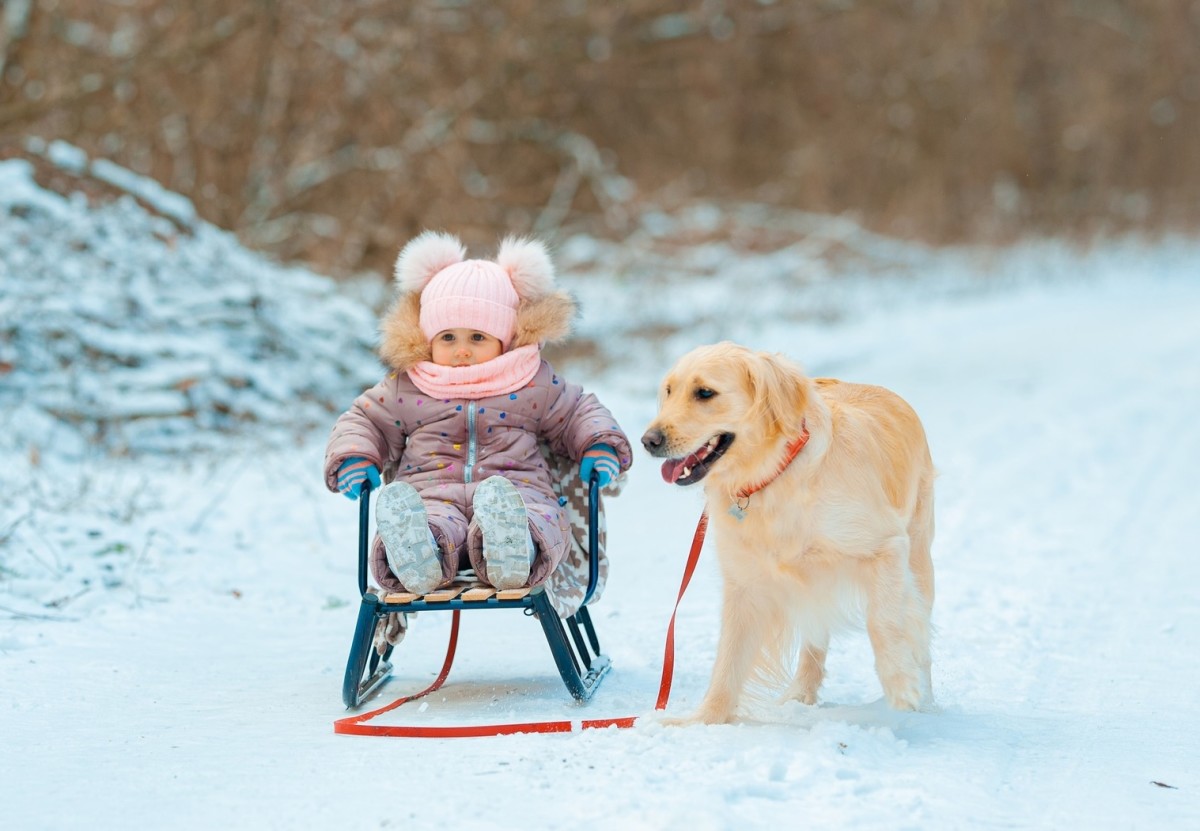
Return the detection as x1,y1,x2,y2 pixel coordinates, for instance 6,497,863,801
461,587,497,601
423,586,465,603
382,591,420,604
495,587,532,601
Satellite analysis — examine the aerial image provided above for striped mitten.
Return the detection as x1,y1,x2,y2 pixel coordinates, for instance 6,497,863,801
337,456,381,500
579,443,620,487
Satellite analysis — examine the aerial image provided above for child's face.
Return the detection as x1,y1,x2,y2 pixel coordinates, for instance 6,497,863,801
431,329,504,367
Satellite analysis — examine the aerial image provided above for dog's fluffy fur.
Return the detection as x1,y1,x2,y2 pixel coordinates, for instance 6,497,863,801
642,342,935,723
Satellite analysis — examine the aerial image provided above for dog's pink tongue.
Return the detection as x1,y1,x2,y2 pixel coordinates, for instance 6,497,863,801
661,449,703,484
661,458,685,484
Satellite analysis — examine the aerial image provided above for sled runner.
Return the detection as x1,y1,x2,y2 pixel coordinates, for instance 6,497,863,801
342,447,611,708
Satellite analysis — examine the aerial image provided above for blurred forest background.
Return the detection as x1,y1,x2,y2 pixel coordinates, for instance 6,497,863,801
2,0,1198,279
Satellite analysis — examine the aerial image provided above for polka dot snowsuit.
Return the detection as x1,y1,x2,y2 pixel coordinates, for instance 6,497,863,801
324,360,632,591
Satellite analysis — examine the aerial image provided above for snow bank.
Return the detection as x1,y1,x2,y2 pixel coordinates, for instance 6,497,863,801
1,145,382,460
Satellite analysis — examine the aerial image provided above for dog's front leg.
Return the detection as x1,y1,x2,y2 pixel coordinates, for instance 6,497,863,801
665,585,765,725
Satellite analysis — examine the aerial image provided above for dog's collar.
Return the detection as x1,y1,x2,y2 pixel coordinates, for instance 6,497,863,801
730,420,810,517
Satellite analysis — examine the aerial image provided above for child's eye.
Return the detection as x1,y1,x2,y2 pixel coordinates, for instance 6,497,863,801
471,332,486,342
440,333,455,342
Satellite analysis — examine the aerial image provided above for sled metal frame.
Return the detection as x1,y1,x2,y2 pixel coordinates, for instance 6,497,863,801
342,475,609,708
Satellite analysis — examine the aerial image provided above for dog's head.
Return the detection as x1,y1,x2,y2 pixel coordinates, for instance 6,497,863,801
641,342,810,488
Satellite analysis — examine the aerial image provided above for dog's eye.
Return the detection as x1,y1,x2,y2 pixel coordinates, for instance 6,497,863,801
694,387,716,400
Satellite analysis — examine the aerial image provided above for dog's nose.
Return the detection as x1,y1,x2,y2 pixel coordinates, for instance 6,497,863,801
641,428,665,454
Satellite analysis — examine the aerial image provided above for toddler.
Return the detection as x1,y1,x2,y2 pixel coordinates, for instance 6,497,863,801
324,231,632,593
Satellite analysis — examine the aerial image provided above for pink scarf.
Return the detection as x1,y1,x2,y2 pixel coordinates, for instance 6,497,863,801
406,344,542,400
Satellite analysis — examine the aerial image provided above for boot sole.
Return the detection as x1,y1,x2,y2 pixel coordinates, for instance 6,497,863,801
473,477,532,590
377,483,442,594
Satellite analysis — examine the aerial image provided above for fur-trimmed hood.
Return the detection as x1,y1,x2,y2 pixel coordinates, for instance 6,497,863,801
379,232,577,372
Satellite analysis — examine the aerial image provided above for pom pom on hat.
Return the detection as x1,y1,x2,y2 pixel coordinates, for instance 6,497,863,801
394,231,466,294
496,236,555,299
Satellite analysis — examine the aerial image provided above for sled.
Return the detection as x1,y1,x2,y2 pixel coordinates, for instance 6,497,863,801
341,450,611,708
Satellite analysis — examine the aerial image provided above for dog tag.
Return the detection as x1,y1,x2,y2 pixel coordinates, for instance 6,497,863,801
728,503,747,521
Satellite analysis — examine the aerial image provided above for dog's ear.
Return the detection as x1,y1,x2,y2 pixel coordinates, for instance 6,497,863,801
746,351,809,438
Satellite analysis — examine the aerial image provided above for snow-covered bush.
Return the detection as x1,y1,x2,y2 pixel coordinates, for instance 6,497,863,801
1,146,383,459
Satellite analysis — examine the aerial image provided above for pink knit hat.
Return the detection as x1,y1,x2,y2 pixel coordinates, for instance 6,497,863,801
419,259,519,345
394,231,557,348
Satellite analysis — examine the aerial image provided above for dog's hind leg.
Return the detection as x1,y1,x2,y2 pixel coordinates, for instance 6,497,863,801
907,475,936,700
865,535,931,711
784,630,829,706
907,479,936,609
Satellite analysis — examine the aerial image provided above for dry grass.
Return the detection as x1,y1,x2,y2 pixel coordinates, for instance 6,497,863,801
3,0,1198,277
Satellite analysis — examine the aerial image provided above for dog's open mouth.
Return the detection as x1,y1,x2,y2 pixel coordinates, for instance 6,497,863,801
660,433,735,486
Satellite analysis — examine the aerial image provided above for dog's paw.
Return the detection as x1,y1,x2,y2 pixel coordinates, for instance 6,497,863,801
880,671,925,711
781,685,819,706
659,707,736,727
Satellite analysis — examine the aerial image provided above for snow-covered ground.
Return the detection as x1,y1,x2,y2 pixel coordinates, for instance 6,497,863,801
2,150,1198,829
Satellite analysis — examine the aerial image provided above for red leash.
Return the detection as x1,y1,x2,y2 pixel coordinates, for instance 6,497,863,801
655,511,706,711
333,511,711,738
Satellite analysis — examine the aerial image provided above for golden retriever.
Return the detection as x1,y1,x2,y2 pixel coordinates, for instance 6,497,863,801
642,342,935,724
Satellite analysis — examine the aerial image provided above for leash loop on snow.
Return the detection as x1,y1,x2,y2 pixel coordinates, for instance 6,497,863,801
333,610,463,737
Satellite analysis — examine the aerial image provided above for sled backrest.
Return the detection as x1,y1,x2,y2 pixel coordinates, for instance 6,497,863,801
538,442,608,618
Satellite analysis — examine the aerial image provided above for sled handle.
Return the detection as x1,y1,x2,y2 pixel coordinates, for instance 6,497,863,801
582,469,600,607
357,478,374,597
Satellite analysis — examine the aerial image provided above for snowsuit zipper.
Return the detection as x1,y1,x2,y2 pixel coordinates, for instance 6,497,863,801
465,401,478,483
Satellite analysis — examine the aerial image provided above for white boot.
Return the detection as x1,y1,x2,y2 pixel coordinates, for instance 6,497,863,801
472,476,535,590
376,482,442,594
